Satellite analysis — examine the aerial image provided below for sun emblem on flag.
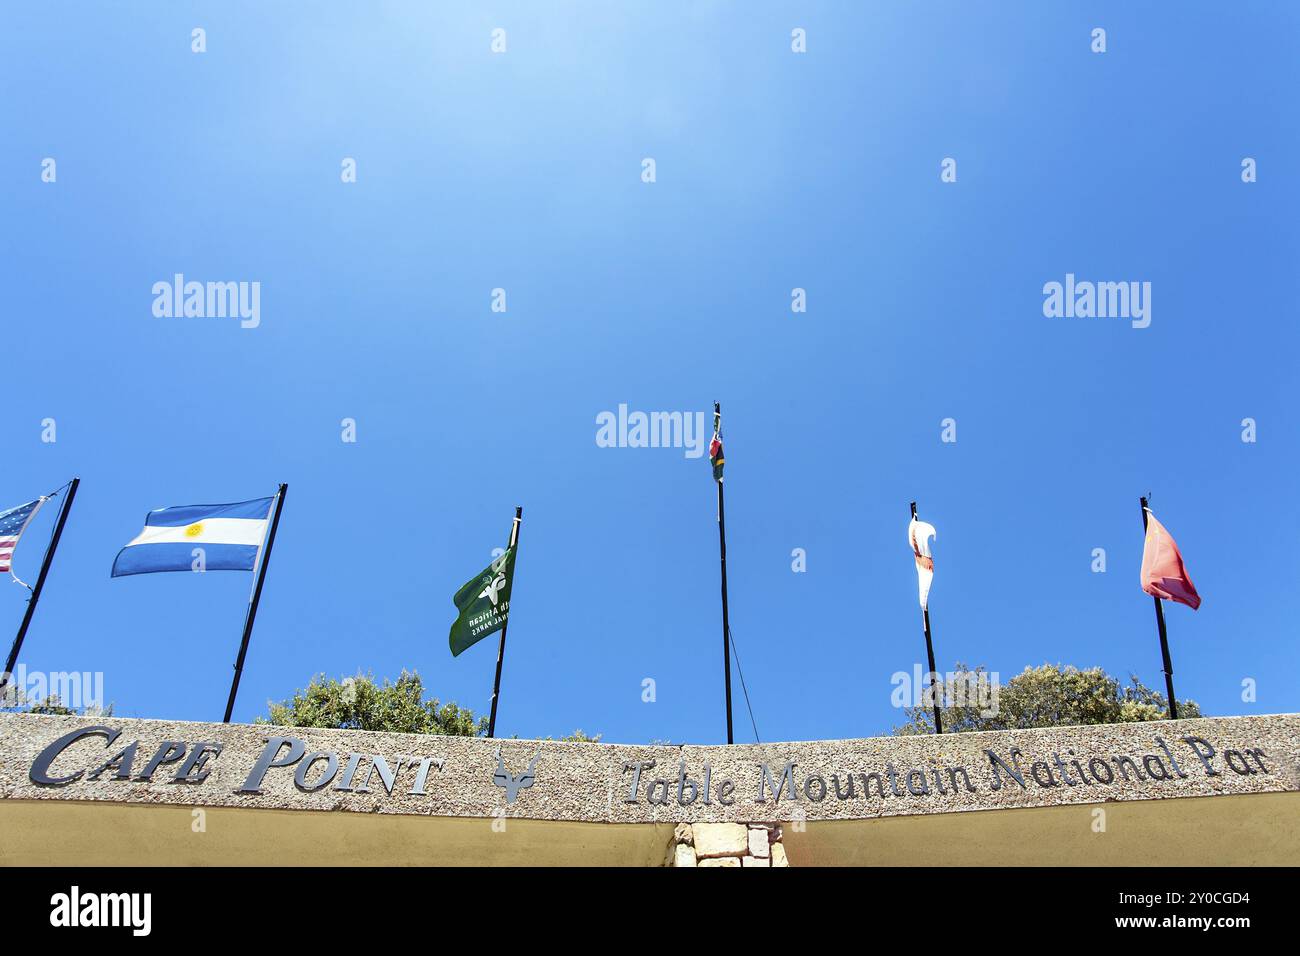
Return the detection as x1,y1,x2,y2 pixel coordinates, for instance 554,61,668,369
184,522,204,538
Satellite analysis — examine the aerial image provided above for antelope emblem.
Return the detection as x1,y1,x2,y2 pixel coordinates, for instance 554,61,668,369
493,749,539,804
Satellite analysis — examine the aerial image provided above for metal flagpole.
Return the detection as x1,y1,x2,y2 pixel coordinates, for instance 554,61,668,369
223,484,288,723
911,501,943,734
487,506,522,739
715,402,734,745
1140,496,1179,719
1,477,80,699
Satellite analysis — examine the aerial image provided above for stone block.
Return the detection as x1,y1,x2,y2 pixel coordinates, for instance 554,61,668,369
692,822,748,858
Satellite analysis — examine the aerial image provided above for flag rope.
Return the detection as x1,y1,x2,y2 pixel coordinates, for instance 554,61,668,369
44,479,72,500
726,625,761,743
9,501,46,591
11,481,76,589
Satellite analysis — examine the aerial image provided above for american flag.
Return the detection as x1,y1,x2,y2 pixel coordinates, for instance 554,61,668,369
0,498,45,575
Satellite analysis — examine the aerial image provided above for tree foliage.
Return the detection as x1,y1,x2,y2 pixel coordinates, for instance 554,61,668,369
261,671,487,736
893,663,1201,736
261,671,600,742
554,730,602,743
0,686,110,716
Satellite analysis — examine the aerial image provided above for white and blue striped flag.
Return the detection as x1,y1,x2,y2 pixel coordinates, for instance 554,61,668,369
112,496,276,577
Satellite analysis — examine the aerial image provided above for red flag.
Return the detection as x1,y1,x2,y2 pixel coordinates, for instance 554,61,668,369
1140,510,1201,610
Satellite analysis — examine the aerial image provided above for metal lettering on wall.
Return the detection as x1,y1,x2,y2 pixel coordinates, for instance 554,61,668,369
25,726,1280,811
27,728,454,800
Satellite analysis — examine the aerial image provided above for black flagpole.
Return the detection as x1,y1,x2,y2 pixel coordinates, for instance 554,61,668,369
1140,496,1179,719
1,477,80,700
715,402,734,745
223,484,287,723
487,506,522,739
911,501,943,734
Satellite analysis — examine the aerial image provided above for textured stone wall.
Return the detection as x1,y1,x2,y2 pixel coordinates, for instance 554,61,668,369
667,822,789,867
2,713,1296,827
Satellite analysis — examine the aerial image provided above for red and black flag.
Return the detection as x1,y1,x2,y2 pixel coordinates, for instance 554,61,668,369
710,404,725,482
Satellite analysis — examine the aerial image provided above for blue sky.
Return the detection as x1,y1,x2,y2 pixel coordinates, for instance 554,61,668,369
3,3,1297,743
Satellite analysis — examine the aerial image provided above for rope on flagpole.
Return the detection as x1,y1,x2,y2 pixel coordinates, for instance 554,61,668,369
1,478,79,700
726,625,761,743
44,479,73,500
8,481,69,590
9,502,46,590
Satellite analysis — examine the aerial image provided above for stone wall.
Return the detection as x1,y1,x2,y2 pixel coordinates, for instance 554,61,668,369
2,713,1296,827
667,822,789,867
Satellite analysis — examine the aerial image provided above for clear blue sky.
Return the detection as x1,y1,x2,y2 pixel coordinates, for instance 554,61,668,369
3,3,1297,743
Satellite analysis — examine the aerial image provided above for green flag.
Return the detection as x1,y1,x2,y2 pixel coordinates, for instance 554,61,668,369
448,548,515,657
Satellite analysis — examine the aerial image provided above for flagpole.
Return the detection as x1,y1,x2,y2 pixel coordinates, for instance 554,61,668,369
487,506,522,739
715,402,734,745
223,484,287,723
0,477,80,699
1140,496,1179,719
911,501,943,734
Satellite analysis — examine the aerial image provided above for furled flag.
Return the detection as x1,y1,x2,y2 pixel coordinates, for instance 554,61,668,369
710,408,725,482
1141,509,1201,610
449,548,516,657
0,497,47,583
908,516,937,609
112,496,275,577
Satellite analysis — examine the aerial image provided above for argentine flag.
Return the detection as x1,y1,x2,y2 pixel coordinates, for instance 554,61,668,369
112,496,275,577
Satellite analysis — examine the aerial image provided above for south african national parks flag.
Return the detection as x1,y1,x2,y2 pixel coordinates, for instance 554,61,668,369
448,548,516,657
710,411,724,482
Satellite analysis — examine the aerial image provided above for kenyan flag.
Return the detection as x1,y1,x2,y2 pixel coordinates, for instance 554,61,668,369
710,406,724,482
